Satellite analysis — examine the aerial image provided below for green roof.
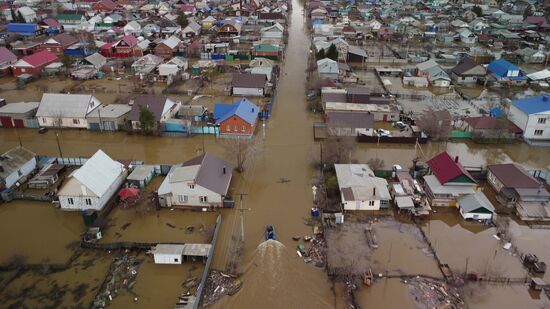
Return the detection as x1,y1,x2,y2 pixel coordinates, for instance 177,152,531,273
253,44,279,52
57,14,84,21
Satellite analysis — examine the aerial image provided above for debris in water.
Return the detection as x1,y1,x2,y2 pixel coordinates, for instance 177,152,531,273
403,277,464,309
202,270,242,307
121,223,132,230
292,235,300,241
166,223,176,229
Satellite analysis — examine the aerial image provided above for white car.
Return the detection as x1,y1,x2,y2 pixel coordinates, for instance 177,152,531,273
376,129,391,137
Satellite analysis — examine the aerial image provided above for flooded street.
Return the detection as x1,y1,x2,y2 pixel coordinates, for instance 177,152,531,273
2,0,550,308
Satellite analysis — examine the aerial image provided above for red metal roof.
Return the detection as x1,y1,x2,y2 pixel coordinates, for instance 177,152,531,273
21,50,58,67
427,152,476,185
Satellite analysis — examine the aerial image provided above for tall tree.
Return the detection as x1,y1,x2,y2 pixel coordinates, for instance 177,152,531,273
316,48,326,60
139,107,155,132
326,44,339,61
60,54,72,74
472,6,483,17
177,12,189,28
221,137,260,173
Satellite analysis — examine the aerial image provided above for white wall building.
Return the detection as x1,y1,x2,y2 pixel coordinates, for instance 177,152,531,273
58,150,126,211
36,93,102,128
508,95,550,146
0,146,36,190
334,164,391,211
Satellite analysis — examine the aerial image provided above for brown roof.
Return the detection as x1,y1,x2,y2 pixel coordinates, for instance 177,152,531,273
464,116,523,133
488,164,540,189
49,33,78,47
258,12,284,20
232,73,266,88
127,96,169,121
326,111,374,129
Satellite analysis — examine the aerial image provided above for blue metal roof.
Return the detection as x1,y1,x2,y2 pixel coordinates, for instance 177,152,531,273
489,107,504,118
214,98,259,125
7,23,37,34
512,95,550,115
487,59,518,78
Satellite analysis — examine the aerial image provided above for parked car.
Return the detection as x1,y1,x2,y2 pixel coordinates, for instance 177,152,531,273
376,129,391,137
393,121,407,129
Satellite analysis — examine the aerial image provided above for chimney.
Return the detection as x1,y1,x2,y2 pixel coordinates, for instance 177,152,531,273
223,166,226,174
455,156,459,163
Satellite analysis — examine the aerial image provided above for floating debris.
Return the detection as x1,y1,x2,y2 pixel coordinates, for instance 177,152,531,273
403,277,464,309
201,270,242,307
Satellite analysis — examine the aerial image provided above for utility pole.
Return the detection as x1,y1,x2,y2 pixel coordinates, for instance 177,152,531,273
234,193,250,242
55,132,63,159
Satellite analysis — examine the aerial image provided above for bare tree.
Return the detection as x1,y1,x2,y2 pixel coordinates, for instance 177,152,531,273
322,136,356,164
416,108,452,141
221,137,260,173
367,158,385,171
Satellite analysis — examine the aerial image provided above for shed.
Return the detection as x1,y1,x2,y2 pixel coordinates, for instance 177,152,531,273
182,243,212,262
152,244,185,264
0,102,39,128
127,165,155,188
457,191,495,221
395,195,415,211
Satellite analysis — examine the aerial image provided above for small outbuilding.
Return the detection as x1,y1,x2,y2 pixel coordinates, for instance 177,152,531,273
127,165,155,188
152,244,185,264
457,191,495,221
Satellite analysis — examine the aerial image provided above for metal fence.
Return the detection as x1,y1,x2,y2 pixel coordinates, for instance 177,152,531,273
195,214,222,309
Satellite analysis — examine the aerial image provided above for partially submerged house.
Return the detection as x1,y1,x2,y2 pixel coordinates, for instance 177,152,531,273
416,59,451,87
214,98,259,137
127,96,179,132
423,152,477,207
158,153,232,208
0,146,36,191
231,73,267,97
457,191,495,221
450,58,486,85
58,150,126,211
12,50,58,77
0,102,39,128
334,164,391,211
508,95,550,146
325,111,374,136
36,93,102,128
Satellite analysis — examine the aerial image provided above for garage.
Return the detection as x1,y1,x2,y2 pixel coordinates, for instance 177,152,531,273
13,119,24,128
0,116,13,128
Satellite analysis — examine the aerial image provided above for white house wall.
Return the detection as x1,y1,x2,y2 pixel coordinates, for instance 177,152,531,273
508,104,528,132
38,116,89,128
163,183,222,207
524,111,550,140
59,172,125,211
343,199,380,211
4,157,36,188
233,87,264,97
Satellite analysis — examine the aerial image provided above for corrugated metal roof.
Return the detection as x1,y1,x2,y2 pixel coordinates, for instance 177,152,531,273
71,149,125,197
0,102,39,114
36,93,99,118
214,98,259,125
512,95,550,115
427,152,476,185
457,191,494,213
488,163,540,189
0,146,35,181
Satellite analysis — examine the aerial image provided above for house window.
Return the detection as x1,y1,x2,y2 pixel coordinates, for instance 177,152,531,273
538,118,547,124
199,196,208,203
534,129,544,136
20,68,26,73
85,198,92,206
234,125,238,132
17,170,22,177
174,258,179,262
188,184,194,189
242,125,246,132
226,124,231,132
89,102,95,109
68,198,74,205
73,119,80,124
368,201,375,206
178,195,188,203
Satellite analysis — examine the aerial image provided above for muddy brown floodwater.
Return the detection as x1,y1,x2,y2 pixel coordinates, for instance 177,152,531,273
1,0,550,308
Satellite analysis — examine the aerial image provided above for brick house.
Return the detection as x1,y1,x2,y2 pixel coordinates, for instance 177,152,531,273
214,98,259,137
41,33,78,55
154,36,182,59
93,0,118,12
12,50,58,76
100,35,142,58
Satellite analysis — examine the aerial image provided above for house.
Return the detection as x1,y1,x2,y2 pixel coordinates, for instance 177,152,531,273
457,191,495,221
463,115,522,140
423,152,477,206
40,18,63,35
127,165,155,188
93,0,118,12
201,16,216,29
123,21,142,35
347,45,368,63
0,102,39,128
100,35,142,58
16,7,36,23
451,58,486,85
486,59,526,85
231,73,267,97
81,53,107,69
367,19,382,31
182,21,201,37
325,111,374,136
36,93,102,128
261,23,284,40
154,36,182,59
86,104,131,131
158,57,188,77
127,96,179,132
214,98,259,137
513,47,546,64
486,163,550,219
12,50,59,77
58,150,126,211
41,33,78,55
334,164,391,211
317,58,339,80
257,12,285,25
508,95,550,146
131,54,163,75
56,13,87,26
251,43,280,59
0,47,18,75
0,146,36,191
157,153,232,208
416,59,451,87
217,20,242,37
456,28,477,44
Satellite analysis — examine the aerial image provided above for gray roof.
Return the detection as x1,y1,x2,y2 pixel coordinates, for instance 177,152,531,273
84,53,107,69
152,244,185,255
127,165,154,181
36,93,99,118
457,191,495,213
0,146,35,181
326,111,374,129
181,153,232,195
0,102,39,114
182,243,211,257
86,104,131,119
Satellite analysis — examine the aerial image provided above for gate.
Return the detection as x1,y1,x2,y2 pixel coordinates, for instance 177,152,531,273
13,119,24,128
0,116,13,128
